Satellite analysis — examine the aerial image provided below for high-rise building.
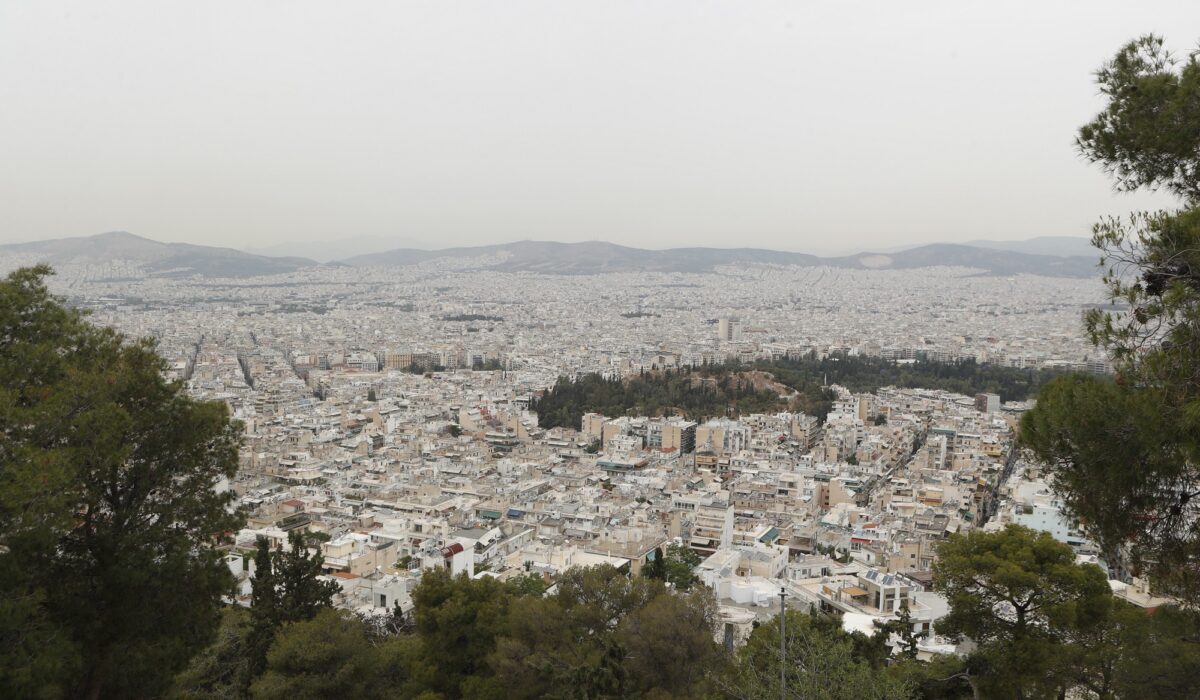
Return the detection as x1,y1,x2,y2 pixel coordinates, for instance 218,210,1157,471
717,317,741,342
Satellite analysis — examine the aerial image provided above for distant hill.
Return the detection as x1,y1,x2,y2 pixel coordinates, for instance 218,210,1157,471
963,235,1098,259
824,243,1099,277
244,234,437,263
342,240,1101,278
342,240,823,273
0,232,1103,279
0,231,320,278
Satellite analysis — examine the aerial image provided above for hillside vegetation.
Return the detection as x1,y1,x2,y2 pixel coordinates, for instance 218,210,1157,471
534,355,1068,429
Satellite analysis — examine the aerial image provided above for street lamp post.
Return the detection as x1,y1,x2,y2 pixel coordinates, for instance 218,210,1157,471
779,585,787,700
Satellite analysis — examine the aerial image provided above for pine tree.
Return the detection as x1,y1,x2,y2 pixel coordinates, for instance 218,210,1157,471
244,531,339,687
0,266,244,699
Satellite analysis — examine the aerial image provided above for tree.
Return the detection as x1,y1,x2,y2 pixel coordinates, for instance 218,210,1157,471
250,608,418,700
506,572,549,598
722,611,911,700
245,537,281,682
883,604,919,661
932,525,1112,698
1024,34,1200,604
488,564,720,700
642,547,666,581
1020,376,1195,594
411,567,512,697
553,565,664,635
1076,35,1200,202
888,654,974,700
169,607,253,699
0,266,244,699
1104,604,1200,698
643,543,702,591
245,531,340,684
615,589,722,697
274,531,340,621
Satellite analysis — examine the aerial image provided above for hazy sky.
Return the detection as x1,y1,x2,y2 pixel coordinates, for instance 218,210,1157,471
1,2,1196,254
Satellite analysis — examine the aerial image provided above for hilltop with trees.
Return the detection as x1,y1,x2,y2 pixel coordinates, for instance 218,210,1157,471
534,355,1063,430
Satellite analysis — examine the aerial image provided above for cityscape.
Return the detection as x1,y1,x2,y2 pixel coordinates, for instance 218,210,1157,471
3,3,1199,698
1,236,1160,669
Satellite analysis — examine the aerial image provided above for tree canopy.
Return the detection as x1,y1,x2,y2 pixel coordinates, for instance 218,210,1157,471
536,355,1060,430
0,266,245,698
723,610,911,700
1077,35,1200,202
932,525,1200,699
1023,34,1200,605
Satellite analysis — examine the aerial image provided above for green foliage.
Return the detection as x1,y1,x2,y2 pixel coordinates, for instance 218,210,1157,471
721,611,912,700
534,369,789,430
303,530,332,547
933,525,1113,697
1099,604,1200,698
0,266,245,698
1025,34,1200,607
172,572,732,700
535,356,1062,430
489,565,720,699
883,604,919,661
1020,376,1200,596
643,543,702,591
0,588,77,700
759,354,1059,409
934,524,1110,645
615,589,722,697
506,572,549,597
251,608,418,700
1085,206,1200,391
272,532,341,622
1077,35,1200,202
412,567,513,696
888,654,973,700
169,607,253,699
246,532,340,682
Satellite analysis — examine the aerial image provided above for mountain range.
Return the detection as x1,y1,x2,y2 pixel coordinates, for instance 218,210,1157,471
0,231,319,278
963,235,1097,258
0,232,1102,279
338,239,1100,277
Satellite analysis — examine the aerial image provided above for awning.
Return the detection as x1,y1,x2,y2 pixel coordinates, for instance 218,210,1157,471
842,586,869,597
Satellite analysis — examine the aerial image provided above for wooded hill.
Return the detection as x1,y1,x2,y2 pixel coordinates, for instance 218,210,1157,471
534,355,1068,430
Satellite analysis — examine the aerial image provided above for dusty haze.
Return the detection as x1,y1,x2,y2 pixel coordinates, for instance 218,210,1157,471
0,1,1195,253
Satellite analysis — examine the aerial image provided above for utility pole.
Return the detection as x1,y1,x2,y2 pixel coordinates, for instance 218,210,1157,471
779,585,787,700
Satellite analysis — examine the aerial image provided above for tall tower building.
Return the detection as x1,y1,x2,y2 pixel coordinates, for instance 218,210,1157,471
717,317,741,342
